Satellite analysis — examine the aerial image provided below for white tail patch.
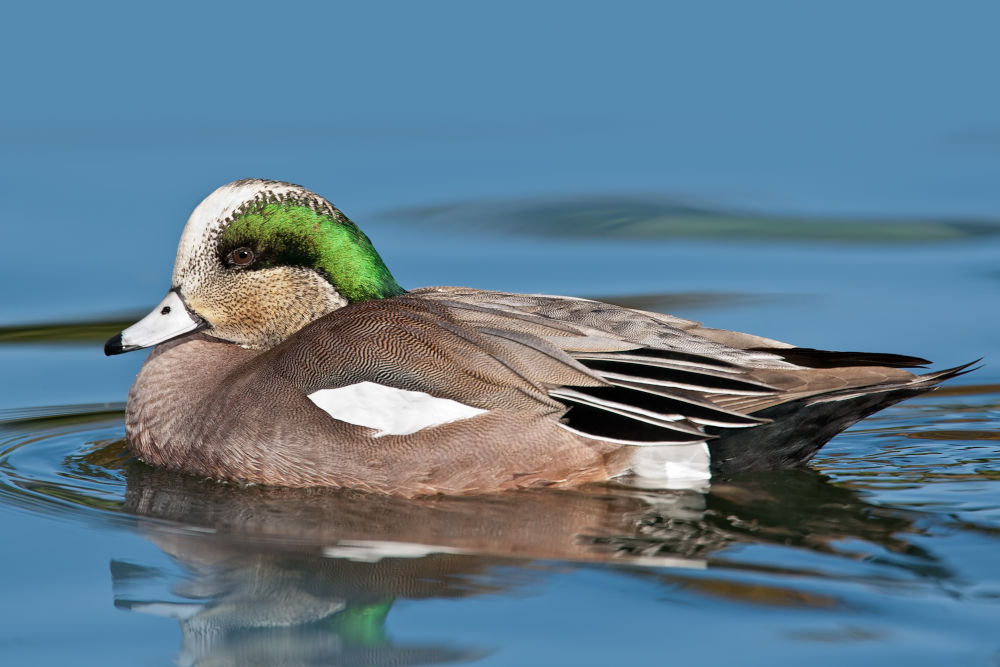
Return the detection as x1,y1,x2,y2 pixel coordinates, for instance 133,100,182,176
623,443,711,490
308,382,487,437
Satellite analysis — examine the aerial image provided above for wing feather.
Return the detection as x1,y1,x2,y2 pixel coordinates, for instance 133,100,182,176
403,289,957,449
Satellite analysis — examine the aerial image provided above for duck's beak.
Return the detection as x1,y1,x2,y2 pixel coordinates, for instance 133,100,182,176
104,289,208,356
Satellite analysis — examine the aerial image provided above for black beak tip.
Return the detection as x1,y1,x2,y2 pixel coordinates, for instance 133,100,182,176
104,333,125,356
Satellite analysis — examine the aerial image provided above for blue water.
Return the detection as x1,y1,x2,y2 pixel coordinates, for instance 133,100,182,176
2,2,1000,665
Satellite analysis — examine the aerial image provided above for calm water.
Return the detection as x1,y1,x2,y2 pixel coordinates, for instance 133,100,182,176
3,3,1000,665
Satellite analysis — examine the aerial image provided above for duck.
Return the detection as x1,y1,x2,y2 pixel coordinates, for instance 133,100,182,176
104,178,974,496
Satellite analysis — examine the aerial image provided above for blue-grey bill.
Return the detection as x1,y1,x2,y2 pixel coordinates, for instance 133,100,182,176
104,290,207,355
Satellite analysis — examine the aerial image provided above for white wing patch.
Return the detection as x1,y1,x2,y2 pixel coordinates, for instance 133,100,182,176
308,382,487,437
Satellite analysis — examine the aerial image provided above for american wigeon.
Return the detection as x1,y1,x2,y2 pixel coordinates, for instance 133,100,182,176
105,179,973,495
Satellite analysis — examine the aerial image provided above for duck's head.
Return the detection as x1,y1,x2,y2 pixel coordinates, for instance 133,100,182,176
105,179,404,355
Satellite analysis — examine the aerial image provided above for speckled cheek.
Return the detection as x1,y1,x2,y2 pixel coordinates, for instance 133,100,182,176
185,267,347,349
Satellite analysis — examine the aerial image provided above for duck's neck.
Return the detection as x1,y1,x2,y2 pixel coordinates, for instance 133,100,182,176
315,212,405,302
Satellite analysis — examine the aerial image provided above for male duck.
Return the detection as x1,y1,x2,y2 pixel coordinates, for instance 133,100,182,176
106,179,972,496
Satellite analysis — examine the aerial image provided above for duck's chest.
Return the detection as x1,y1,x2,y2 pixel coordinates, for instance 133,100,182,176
124,335,265,466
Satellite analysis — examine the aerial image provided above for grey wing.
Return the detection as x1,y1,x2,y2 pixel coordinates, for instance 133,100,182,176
266,295,604,416
411,287,961,447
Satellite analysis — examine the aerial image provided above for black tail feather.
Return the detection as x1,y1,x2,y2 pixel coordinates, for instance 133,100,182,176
749,347,931,369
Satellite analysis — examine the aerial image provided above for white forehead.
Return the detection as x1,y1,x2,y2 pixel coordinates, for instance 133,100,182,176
171,179,312,286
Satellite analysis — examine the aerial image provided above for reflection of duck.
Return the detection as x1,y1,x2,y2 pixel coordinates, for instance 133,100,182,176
112,553,481,667
112,459,950,664
104,179,973,494
120,461,712,567
118,463,708,666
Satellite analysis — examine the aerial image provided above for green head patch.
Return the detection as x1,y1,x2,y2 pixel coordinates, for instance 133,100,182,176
217,202,404,302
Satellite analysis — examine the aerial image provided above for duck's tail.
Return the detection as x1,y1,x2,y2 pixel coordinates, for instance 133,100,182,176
706,360,981,474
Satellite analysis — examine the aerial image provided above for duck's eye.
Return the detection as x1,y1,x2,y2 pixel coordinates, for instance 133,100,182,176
228,247,255,267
